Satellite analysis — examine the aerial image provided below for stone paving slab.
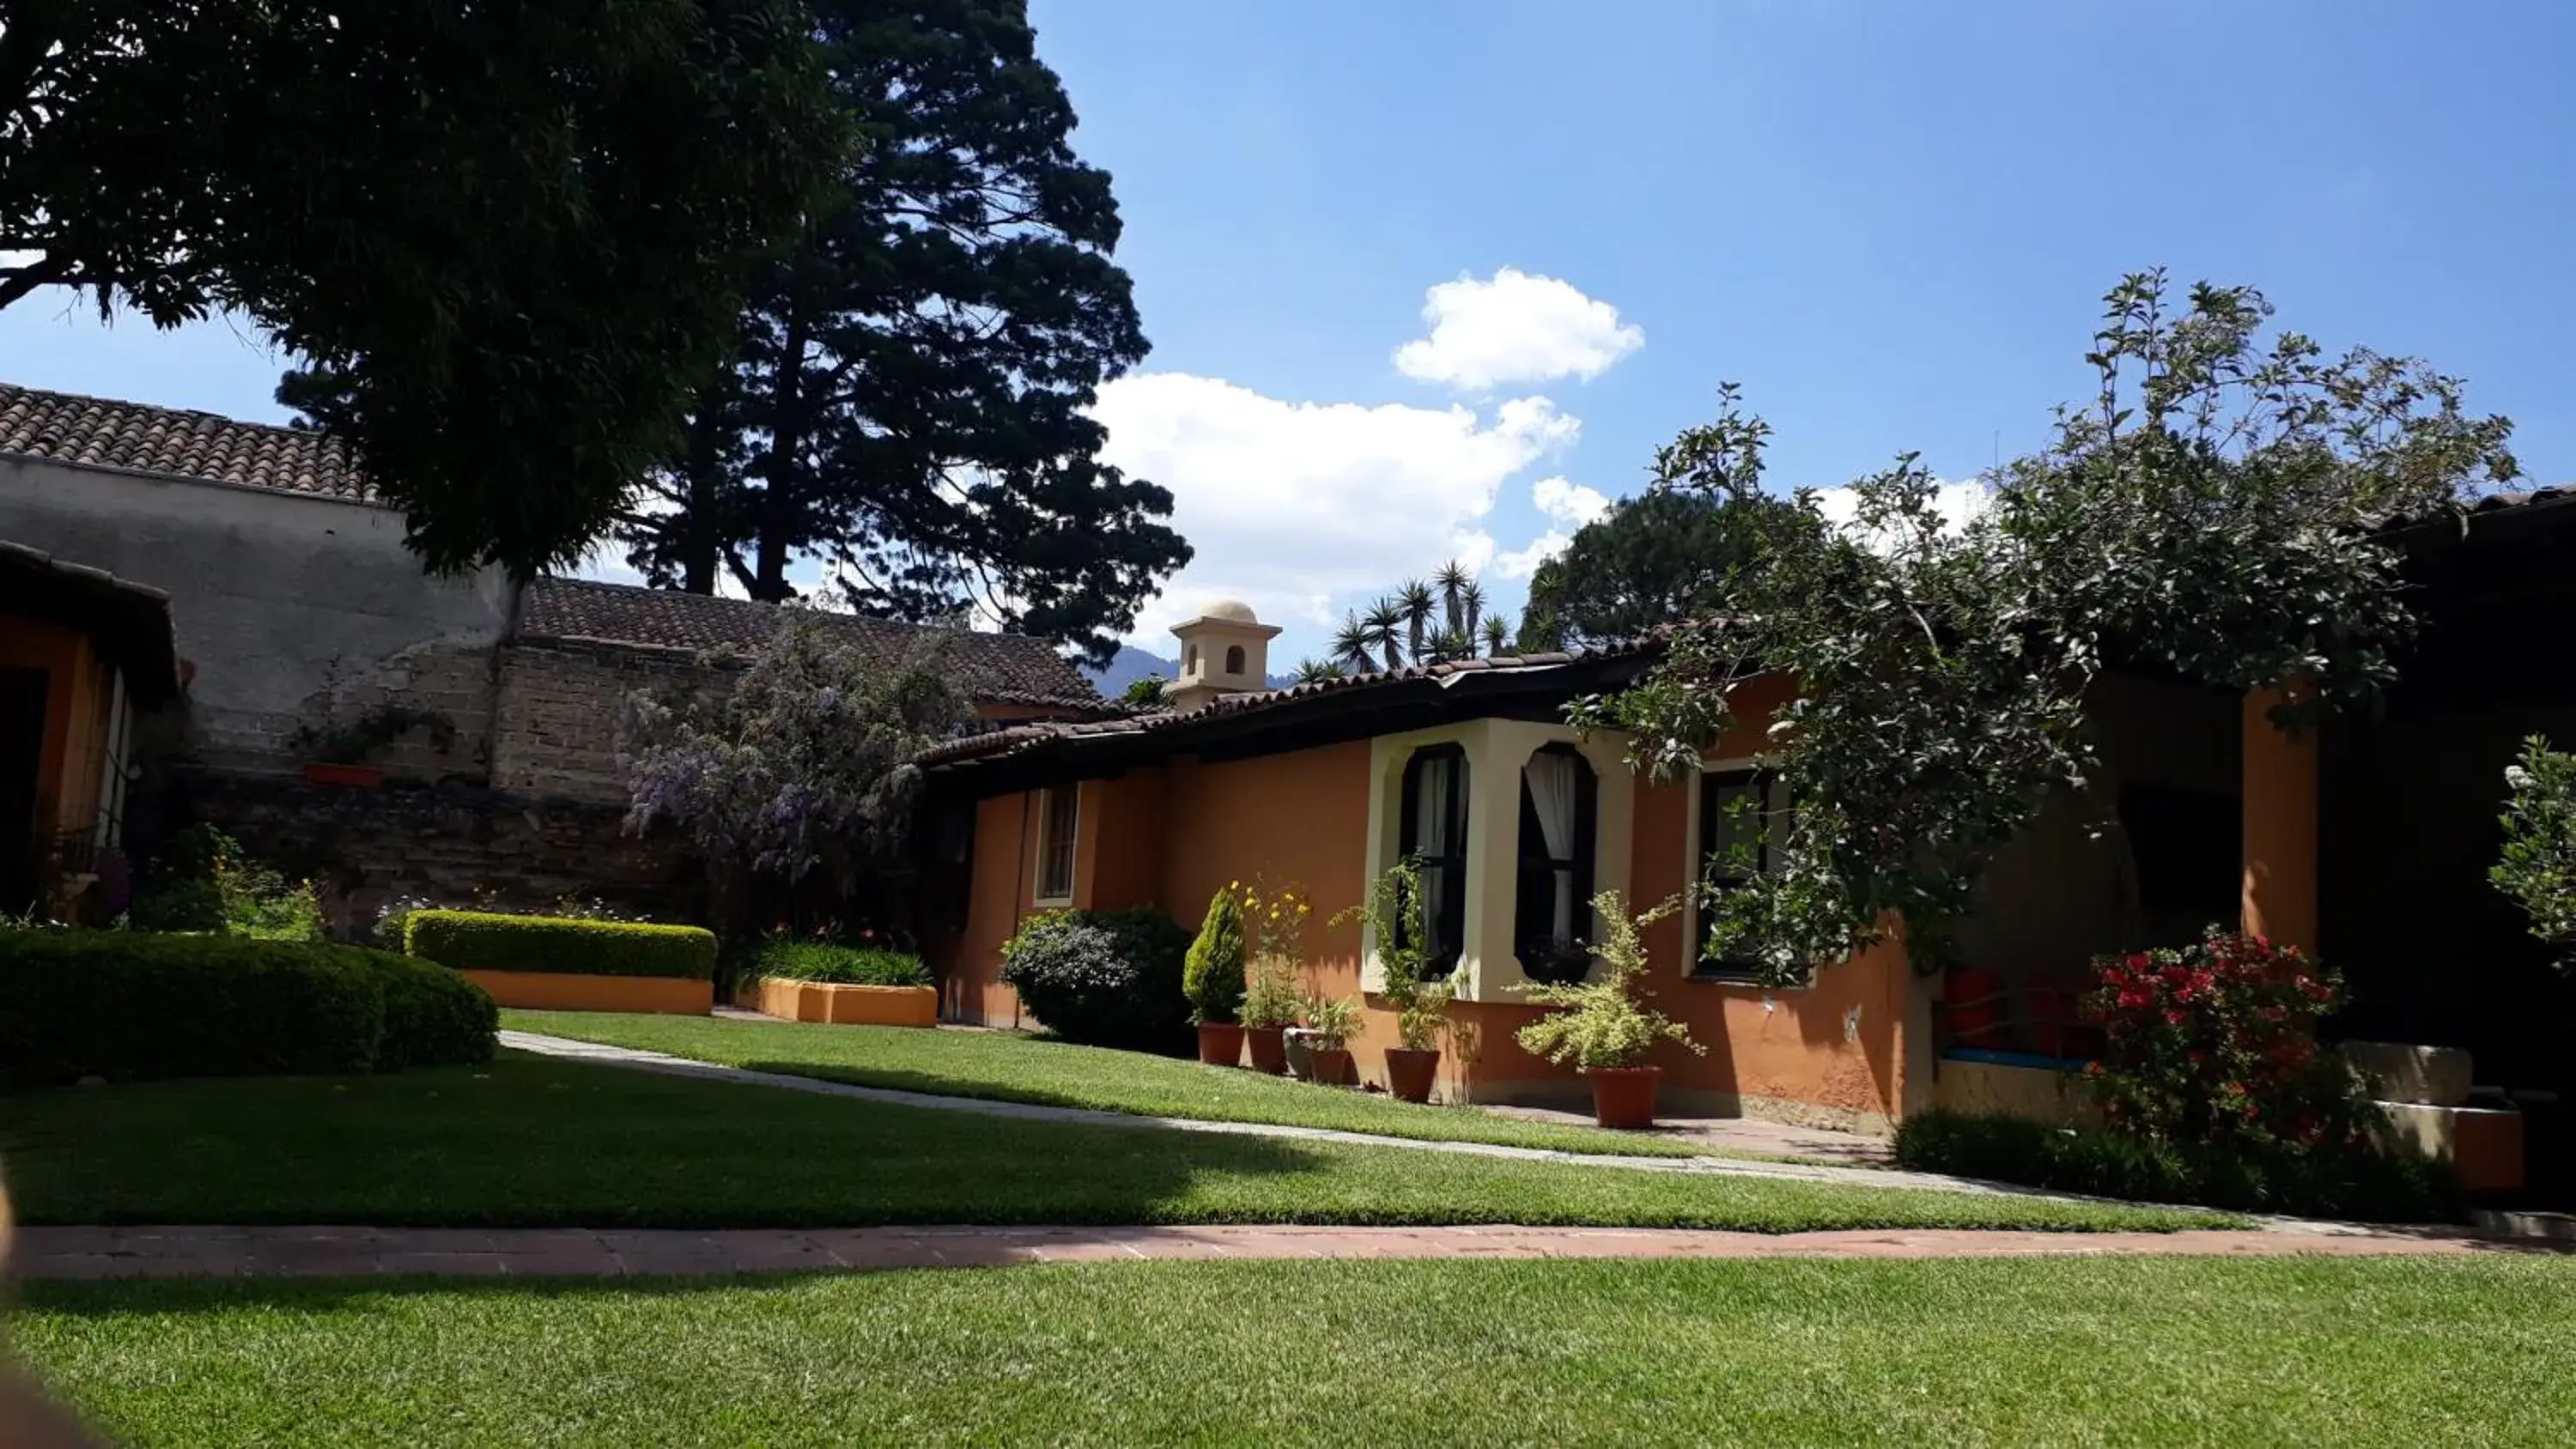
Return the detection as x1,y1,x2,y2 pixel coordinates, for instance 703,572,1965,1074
9,1222,2543,1282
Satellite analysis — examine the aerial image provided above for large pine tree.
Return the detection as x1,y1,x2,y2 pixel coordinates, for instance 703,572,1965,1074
621,0,1188,665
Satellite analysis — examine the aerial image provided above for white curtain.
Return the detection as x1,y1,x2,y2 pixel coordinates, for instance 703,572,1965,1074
1413,754,1458,948
1525,750,1580,940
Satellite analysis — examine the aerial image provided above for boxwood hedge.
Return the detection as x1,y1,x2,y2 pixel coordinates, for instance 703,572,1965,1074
403,910,717,980
0,928,496,1089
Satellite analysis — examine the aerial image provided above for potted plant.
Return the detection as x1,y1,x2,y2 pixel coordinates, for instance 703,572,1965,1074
1336,859,1454,1102
292,700,453,788
1515,889,1703,1129
1297,990,1363,1088
1183,886,1248,1065
1236,880,1310,1075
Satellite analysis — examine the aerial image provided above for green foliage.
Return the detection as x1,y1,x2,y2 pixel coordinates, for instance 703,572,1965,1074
1515,891,1704,1070
1527,488,1801,645
620,617,969,896
1182,888,1247,1025
1583,274,2519,979
617,0,1188,662
1334,860,1453,1051
1296,991,1364,1052
403,910,718,980
127,824,322,941
0,926,494,1088
2492,735,2576,973
999,906,1194,1051
1335,561,1515,673
3,1,844,578
1234,881,1312,1029
1123,675,1170,706
1892,1109,2462,1224
2084,931,2367,1150
290,702,453,767
753,938,932,987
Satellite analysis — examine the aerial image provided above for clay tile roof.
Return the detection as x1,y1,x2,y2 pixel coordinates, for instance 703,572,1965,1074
0,381,374,501
919,644,1648,767
515,575,1106,710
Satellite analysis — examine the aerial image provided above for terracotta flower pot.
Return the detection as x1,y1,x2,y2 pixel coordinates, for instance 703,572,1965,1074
1243,1025,1288,1075
301,761,384,789
1384,1046,1441,1103
1195,1022,1246,1067
1308,1046,1355,1088
1586,1064,1663,1130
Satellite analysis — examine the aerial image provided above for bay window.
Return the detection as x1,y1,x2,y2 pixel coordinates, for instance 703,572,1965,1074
1515,744,1597,981
1398,743,1468,972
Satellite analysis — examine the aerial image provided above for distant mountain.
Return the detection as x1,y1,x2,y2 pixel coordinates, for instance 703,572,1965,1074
1085,644,1298,697
1087,645,1178,696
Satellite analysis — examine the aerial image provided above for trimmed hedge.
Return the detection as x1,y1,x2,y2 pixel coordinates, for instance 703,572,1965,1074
754,940,931,987
0,928,496,1089
1892,1108,2464,1224
999,906,1193,1053
404,910,717,980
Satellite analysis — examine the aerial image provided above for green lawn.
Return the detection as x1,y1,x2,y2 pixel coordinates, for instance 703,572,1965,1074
0,1054,2217,1234
15,1256,2571,1447
501,1008,1728,1158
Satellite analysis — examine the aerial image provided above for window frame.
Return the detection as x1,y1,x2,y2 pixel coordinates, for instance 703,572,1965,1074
1690,765,1792,981
1033,783,1080,906
1396,743,1470,974
1223,644,1246,676
1513,743,1598,973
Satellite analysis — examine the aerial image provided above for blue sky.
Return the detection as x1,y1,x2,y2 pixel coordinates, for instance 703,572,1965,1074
8,0,2572,667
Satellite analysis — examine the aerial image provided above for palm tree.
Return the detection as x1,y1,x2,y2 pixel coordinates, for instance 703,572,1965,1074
1363,597,1407,673
1434,559,1472,633
1426,626,1473,664
1292,658,1346,683
1461,578,1485,640
1397,579,1436,665
1331,615,1376,675
1480,614,1510,657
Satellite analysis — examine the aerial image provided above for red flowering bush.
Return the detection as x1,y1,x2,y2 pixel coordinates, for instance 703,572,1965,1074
2083,929,2367,1151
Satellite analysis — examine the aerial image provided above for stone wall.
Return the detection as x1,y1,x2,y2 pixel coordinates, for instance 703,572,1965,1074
489,642,714,803
178,767,702,938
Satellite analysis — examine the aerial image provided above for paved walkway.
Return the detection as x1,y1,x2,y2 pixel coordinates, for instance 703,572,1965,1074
499,1031,1995,1198
11,1222,2534,1281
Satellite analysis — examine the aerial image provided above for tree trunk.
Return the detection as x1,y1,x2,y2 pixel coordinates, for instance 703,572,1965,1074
753,306,812,603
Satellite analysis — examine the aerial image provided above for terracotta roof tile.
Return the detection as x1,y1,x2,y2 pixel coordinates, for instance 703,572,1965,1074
517,576,1106,710
0,382,373,501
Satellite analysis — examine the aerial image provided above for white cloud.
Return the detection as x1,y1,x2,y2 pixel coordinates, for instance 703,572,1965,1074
1531,476,1610,529
1810,478,1994,552
1091,373,1577,650
1489,531,1572,580
1393,268,1643,391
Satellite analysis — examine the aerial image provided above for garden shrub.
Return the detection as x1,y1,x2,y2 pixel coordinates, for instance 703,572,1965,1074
1181,888,1245,1024
754,938,931,987
2083,929,2368,1150
403,909,718,979
1893,1109,2463,1223
999,906,1193,1052
125,823,323,940
0,928,495,1089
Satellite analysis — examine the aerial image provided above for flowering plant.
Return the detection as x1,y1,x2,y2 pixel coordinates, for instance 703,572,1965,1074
2082,928,2366,1150
1236,879,1309,1030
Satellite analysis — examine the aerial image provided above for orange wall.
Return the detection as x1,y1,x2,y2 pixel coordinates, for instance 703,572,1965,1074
2241,685,2319,950
0,618,100,840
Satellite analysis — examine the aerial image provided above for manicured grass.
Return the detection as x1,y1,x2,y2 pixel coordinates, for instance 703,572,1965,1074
16,1256,2573,1446
0,1054,2219,1234
504,1008,1727,1158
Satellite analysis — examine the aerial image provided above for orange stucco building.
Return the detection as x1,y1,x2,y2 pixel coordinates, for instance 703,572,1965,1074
923,599,2336,1137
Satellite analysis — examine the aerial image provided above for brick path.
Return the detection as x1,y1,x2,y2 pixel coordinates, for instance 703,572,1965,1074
10,1222,2537,1281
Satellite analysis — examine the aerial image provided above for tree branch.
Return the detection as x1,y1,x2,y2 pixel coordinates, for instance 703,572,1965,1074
0,252,70,312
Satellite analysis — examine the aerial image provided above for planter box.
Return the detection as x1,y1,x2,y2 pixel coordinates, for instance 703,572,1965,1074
459,968,711,1016
756,977,939,1028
